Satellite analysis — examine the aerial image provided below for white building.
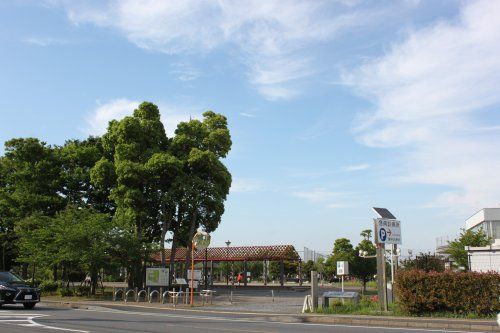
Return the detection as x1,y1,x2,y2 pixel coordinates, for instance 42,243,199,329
465,208,500,272
465,208,500,242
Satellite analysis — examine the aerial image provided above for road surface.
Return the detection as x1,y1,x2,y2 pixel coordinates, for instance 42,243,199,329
0,303,480,333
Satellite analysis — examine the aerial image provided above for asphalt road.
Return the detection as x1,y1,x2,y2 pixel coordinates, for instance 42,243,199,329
0,303,480,333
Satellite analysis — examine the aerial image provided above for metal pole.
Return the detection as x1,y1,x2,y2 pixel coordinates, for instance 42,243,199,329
390,245,395,284
190,242,195,306
341,275,344,292
279,260,284,287
243,260,247,287
263,260,267,286
204,248,208,290
298,259,302,286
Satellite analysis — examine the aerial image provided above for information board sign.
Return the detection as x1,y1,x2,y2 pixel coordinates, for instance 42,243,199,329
145,267,169,286
374,218,402,244
336,261,349,275
187,269,202,280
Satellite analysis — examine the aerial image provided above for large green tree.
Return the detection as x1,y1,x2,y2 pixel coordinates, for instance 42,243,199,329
91,102,168,286
446,228,490,270
0,139,64,273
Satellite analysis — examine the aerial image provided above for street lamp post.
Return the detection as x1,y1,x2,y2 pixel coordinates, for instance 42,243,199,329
225,240,231,285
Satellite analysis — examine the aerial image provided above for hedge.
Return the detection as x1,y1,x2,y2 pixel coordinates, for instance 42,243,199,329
395,269,500,315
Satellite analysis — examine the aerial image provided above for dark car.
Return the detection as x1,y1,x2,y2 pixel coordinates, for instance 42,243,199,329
0,271,40,309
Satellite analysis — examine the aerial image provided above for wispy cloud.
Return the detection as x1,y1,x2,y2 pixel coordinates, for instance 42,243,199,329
230,178,264,193
293,187,358,208
170,62,200,82
344,0,500,214
345,164,370,171
24,37,71,47
83,98,200,137
239,112,256,118
54,0,371,100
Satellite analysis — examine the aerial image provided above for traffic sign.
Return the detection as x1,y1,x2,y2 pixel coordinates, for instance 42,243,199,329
374,218,402,244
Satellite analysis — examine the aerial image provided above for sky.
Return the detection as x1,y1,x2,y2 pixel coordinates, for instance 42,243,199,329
1,0,500,256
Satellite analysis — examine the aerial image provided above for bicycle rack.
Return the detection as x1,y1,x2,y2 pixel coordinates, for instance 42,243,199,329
113,288,124,301
124,289,136,303
149,290,160,303
136,289,147,302
162,290,170,304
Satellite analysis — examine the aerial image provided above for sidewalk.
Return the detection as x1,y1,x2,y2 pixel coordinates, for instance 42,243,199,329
42,299,500,332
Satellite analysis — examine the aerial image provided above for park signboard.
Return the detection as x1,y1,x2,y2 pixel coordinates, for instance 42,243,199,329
374,218,402,245
146,267,169,287
187,269,202,281
336,261,349,275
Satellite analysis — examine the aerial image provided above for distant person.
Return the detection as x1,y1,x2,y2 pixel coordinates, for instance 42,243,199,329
237,273,243,286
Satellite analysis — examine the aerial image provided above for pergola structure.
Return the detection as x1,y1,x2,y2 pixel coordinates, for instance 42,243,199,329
152,245,302,287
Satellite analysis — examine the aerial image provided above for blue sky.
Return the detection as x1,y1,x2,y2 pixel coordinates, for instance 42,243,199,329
1,0,499,255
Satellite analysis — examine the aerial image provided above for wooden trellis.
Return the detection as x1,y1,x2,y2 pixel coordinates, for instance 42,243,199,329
153,245,300,263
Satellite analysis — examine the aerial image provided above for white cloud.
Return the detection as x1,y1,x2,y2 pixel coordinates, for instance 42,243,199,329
83,98,200,137
230,178,264,193
345,164,370,171
55,0,366,100
344,0,500,213
170,62,200,82
84,99,139,136
239,112,256,118
293,188,344,203
24,37,71,46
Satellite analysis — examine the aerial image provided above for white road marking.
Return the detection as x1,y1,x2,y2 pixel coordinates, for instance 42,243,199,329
77,308,490,333
0,312,89,333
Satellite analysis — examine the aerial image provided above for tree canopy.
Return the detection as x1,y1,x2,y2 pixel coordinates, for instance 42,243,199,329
0,101,232,291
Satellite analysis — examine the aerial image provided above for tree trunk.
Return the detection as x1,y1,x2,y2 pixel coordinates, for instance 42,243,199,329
160,207,174,267
184,210,198,279
52,265,58,281
90,268,98,295
21,263,28,279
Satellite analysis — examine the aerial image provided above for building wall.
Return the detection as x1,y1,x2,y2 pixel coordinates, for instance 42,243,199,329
469,249,500,273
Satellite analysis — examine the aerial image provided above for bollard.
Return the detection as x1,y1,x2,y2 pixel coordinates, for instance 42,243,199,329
160,288,163,303
271,290,275,302
230,291,233,304
147,287,150,302
113,287,116,301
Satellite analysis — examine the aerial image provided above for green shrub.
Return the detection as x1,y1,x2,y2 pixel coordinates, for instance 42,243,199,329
75,285,91,296
59,288,74,297
39,280,59,294
395,270,500,316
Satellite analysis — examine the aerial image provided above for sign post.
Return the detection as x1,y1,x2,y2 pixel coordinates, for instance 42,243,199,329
372,208,402,312
145,267,169,287
336,261,348,292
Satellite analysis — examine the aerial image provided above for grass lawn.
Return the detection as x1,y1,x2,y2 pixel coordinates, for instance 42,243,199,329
314,297,496,319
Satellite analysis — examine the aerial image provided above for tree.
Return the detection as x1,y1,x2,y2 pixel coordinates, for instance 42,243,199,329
324,238,355,280
360,229,372,241
91,102,168,287
351,239,376,292
446,229,490,270
168,111,232,278
0,138,64,274
400,252,445,272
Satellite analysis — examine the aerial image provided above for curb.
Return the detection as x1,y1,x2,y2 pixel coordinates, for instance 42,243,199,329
299,314,500,332
41,300,499,332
